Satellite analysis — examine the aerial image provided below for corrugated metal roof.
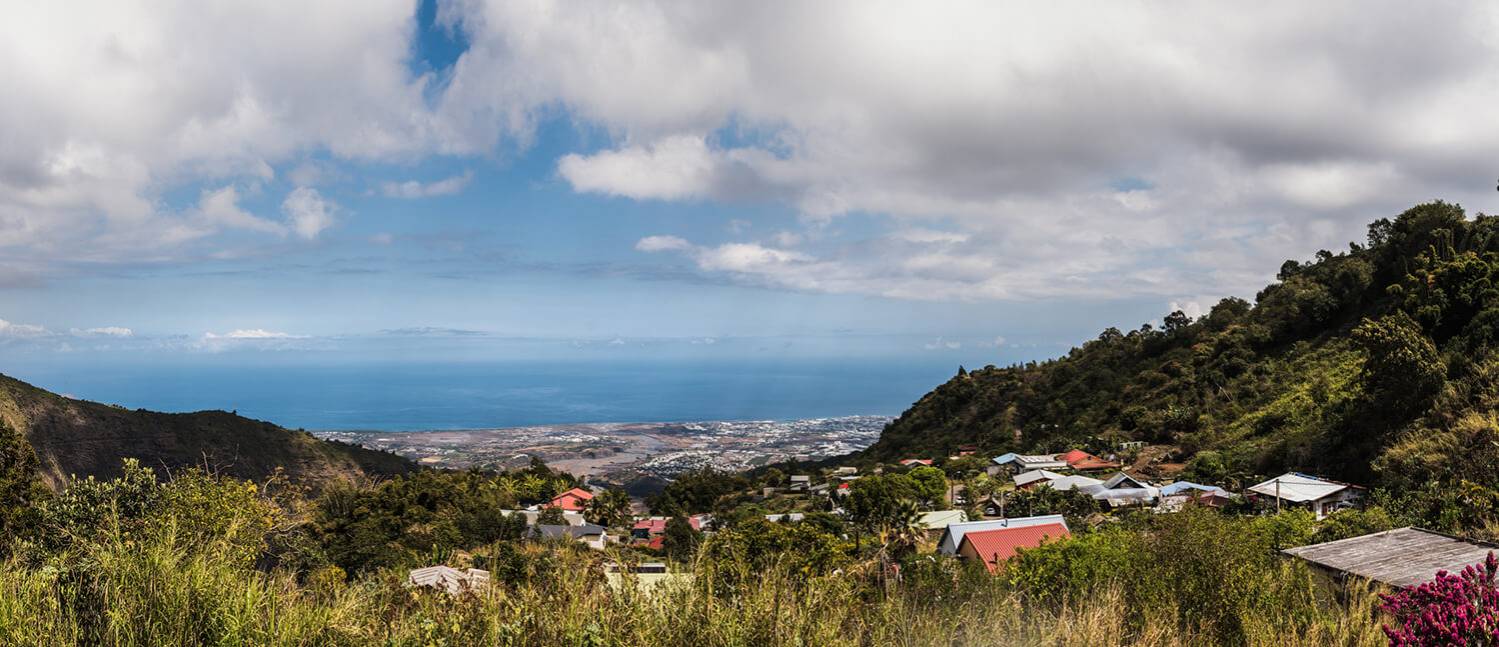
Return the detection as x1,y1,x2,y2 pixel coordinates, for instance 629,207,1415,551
1248,473,1350,503
918,509,968,530
937,515,1068,555
1283,527,1499,587
961,523,1070,572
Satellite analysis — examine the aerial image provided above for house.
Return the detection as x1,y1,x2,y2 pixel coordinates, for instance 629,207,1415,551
958,523,1070,572
833,466,858,476
789,475,812,491
534,523,611,550
547,487,595,511
1283,528,1499,587
917,510,968,538
899,458,934,467
809,483,831,496
1247,472,1364,519
1079,472,1160,508
407,566,490,595
765,513,805,523
1059,449,1120,471
1013,469,1064,490
631,515,707,541
936,515,1068,555
1159,481,1227,497
1158,489,1238,512
837,482,852,497
991,453,1068,473
500,509,587,526
1045,474,1104,492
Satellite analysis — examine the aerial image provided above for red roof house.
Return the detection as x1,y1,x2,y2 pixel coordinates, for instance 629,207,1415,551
548,487,595,511
899,458,934,467
957,523,1070,573
1060,450,1119,471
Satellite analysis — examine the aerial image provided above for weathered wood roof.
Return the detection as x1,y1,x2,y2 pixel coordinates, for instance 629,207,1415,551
1283,527,1499,588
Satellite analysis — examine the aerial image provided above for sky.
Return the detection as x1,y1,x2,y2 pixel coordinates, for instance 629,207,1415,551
4,1,1499,373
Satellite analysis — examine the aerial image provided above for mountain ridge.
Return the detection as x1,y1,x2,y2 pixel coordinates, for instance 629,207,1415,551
0,372,414,489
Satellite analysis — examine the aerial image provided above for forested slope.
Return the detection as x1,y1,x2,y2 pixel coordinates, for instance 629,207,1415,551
0,373,414,489
866,201,1499,499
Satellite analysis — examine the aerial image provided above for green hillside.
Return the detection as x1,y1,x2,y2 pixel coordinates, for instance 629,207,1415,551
0,373,414,489
865,201,1499,494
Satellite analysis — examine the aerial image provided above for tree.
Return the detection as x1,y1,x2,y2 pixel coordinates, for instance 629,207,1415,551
0,422,42,548
661,515,700,560
536,506,565,526
907,466,948,508
1353,311,1444,416
587,488,633,529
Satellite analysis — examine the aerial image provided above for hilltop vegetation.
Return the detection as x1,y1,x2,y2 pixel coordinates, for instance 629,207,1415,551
867,202,1499,503
0,373,413,489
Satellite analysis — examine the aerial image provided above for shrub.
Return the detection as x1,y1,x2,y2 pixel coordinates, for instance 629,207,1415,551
1379,553,1499,646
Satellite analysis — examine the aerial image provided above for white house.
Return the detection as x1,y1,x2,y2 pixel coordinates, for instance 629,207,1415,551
407,566,490,595
1079,472,1160,508
992,453,1068,472
1248,473,1363,519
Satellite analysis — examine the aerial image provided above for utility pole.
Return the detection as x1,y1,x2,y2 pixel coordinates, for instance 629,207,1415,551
1275,478,1281,513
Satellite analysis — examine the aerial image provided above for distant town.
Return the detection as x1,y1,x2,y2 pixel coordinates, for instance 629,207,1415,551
315,415,889,485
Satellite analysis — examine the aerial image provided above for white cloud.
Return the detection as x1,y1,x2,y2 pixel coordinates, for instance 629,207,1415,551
204,328,305,340
440,1,1499,300
558,135,722,200
281,187,335,240
381,171,474,198
7,2,1499,303
635,235,693,252
71,326,133,337
0,318,50,338
923,337,962,350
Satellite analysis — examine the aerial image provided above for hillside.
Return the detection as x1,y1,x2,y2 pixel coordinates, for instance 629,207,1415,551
0,373,414,489
865,201,1499,494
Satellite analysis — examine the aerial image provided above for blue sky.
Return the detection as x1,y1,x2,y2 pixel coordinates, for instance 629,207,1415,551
3,1,1498,377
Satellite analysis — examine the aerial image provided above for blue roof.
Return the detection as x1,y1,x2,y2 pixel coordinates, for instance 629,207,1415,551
1160,481,1226,496
992,453,1019,465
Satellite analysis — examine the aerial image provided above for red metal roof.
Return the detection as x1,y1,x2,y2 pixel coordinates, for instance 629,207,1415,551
548,487,595,511
960,523,1070,572
1060,450,1118,470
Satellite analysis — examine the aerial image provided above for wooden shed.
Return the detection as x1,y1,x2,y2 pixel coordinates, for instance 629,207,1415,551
1282,527,1499,588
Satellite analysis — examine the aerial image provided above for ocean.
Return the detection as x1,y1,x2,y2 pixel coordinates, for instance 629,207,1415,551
9,358,959,431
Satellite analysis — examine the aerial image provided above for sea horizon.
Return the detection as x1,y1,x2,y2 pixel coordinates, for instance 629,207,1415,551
5,357,956,432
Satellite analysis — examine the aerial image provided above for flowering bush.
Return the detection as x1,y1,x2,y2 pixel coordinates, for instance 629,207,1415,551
1380,552,1499,646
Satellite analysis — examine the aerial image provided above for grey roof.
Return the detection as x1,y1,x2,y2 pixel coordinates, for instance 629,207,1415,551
1283,527,1499,587
407,566,490,594
1248,473,1352,503
535,523,607,540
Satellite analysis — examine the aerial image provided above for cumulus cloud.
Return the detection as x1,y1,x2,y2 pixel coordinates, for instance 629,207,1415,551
0,318,50,338
381,171,474,198
441,1,1499,300
281,188,336,240
8,1,1499,303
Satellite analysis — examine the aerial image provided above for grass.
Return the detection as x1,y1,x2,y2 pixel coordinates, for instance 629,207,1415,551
0,523,1388,647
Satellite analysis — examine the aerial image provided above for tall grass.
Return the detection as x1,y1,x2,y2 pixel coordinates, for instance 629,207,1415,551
0,524,1386,647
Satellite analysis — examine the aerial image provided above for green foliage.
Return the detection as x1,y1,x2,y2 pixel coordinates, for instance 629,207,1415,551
863,202,1499,526
661,515,701,561
1007,508,1340,644
646,468,749,515
905,465,948,507
0,422,42,550
586,488,632,528
1005,486,1101,529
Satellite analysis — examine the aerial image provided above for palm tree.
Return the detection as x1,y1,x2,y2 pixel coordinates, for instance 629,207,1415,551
886,500,926,554
588,488,633,528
